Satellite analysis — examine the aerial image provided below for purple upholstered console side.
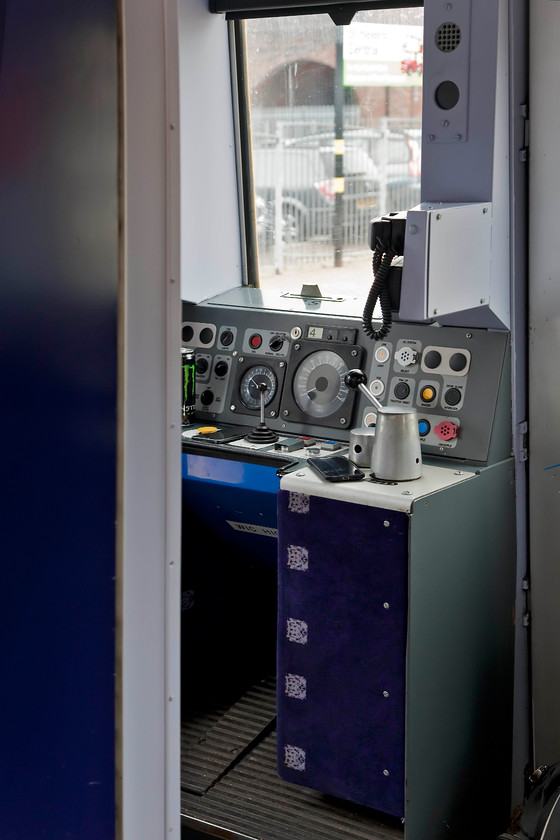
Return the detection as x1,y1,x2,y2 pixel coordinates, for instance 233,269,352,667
276,488,408,818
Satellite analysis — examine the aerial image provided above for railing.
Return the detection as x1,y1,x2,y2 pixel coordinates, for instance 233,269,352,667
251,114,422,272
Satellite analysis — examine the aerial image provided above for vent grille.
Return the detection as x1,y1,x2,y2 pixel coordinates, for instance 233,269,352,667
435,22,462,52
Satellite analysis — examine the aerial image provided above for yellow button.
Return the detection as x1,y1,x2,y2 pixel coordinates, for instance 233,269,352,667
421,386,436,402
197,426,219,434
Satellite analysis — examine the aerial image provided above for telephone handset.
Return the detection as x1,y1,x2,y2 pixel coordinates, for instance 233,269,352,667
362,212,407,342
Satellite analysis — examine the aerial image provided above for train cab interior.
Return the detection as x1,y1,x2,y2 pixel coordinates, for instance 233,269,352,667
3,0,560,838
179,1,526,838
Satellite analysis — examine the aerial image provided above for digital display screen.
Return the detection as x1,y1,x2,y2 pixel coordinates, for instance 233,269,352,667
307,326,324,340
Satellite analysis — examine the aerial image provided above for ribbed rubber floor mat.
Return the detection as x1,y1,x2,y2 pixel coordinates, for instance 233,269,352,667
181,678,403,840
182,676,276,794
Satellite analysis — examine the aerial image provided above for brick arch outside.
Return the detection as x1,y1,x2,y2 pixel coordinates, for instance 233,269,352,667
252,60,359,108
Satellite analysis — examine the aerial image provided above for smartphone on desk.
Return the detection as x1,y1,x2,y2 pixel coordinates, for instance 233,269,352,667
307,455,365,483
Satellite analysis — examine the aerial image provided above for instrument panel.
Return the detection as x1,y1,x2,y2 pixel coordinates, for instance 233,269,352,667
182,290,511,465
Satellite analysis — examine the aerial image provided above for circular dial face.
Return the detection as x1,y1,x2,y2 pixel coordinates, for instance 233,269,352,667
293,350,350,418
239,365,278,410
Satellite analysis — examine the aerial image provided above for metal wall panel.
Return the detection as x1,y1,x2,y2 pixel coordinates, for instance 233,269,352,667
121,0,182,836
407,459,517,839
528,0,560,765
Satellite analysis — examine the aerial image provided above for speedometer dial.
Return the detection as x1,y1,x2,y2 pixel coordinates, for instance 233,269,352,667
292,350,349,418
239,365,278,410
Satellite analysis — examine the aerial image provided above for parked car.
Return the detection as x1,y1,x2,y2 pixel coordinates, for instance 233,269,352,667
252,129,421,247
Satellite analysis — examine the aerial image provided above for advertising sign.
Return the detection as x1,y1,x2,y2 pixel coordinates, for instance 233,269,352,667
343,23,423,87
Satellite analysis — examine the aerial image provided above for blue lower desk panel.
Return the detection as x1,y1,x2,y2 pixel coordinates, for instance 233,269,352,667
277,489,408,818
182,451,280,567
181,451,281,705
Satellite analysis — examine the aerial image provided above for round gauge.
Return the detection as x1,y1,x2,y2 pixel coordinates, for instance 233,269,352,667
239,365,278,410
292,350,350,418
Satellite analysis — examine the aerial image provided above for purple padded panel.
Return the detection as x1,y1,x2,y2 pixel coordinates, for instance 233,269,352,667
277,489,408,818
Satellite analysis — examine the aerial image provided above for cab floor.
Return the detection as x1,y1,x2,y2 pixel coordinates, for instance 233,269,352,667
181,676,403,840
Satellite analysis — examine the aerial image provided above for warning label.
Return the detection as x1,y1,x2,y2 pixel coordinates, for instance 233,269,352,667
227,521,278,538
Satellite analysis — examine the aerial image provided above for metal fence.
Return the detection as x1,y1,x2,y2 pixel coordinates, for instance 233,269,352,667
251,111,421,272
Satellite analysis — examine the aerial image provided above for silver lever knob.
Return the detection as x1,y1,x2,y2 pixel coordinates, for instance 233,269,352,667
345,369,384,413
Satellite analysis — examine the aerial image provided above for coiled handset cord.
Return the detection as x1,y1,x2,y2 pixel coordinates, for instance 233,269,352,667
362,237,396,341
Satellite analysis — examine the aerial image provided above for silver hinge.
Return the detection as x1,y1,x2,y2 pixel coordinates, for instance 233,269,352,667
520,103,529,162
516,420,528,462
523,612,531,628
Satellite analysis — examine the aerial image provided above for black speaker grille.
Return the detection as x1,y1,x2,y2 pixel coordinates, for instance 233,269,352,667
435,21,462,52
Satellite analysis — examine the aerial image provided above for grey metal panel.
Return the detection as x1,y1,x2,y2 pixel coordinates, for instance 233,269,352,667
507,0,530,807
400,202,501,326
122,0,183,836
528,0,560,765
421,0,501,203
176,0,243,302
410,0,513,332
486,339,513,468
183,295,511,465
406,459,517,839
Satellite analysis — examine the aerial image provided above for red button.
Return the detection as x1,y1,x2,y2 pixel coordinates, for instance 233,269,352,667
249,333,262,349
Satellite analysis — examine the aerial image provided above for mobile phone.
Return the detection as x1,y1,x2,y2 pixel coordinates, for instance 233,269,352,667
307,455,365,483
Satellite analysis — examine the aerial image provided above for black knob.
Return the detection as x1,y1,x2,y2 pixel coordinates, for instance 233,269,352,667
269,336,284,352
200,389,214,406
214,360,229,377
196,357,208,375
220,329,234,347
345,369,367,390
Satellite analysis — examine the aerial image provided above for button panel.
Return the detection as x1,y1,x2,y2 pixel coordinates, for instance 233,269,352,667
243,328,290,357
181,303,510,465
370,339,472,417
421,345,471,376
366,337,473,453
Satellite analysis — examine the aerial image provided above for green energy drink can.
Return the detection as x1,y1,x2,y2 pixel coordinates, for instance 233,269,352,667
182,348,196,424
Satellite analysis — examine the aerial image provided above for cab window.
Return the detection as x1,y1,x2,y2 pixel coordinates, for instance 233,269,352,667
238,7,423,299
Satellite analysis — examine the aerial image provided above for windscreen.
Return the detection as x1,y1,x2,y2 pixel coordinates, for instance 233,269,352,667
241,7,423,300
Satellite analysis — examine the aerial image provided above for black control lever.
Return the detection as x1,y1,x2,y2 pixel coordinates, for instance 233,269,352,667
245,382,279,443
345,369,384,413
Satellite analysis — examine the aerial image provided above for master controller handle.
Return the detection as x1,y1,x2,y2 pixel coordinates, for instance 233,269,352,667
245,381,279,444
345,369,384,412
345,369,422,481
